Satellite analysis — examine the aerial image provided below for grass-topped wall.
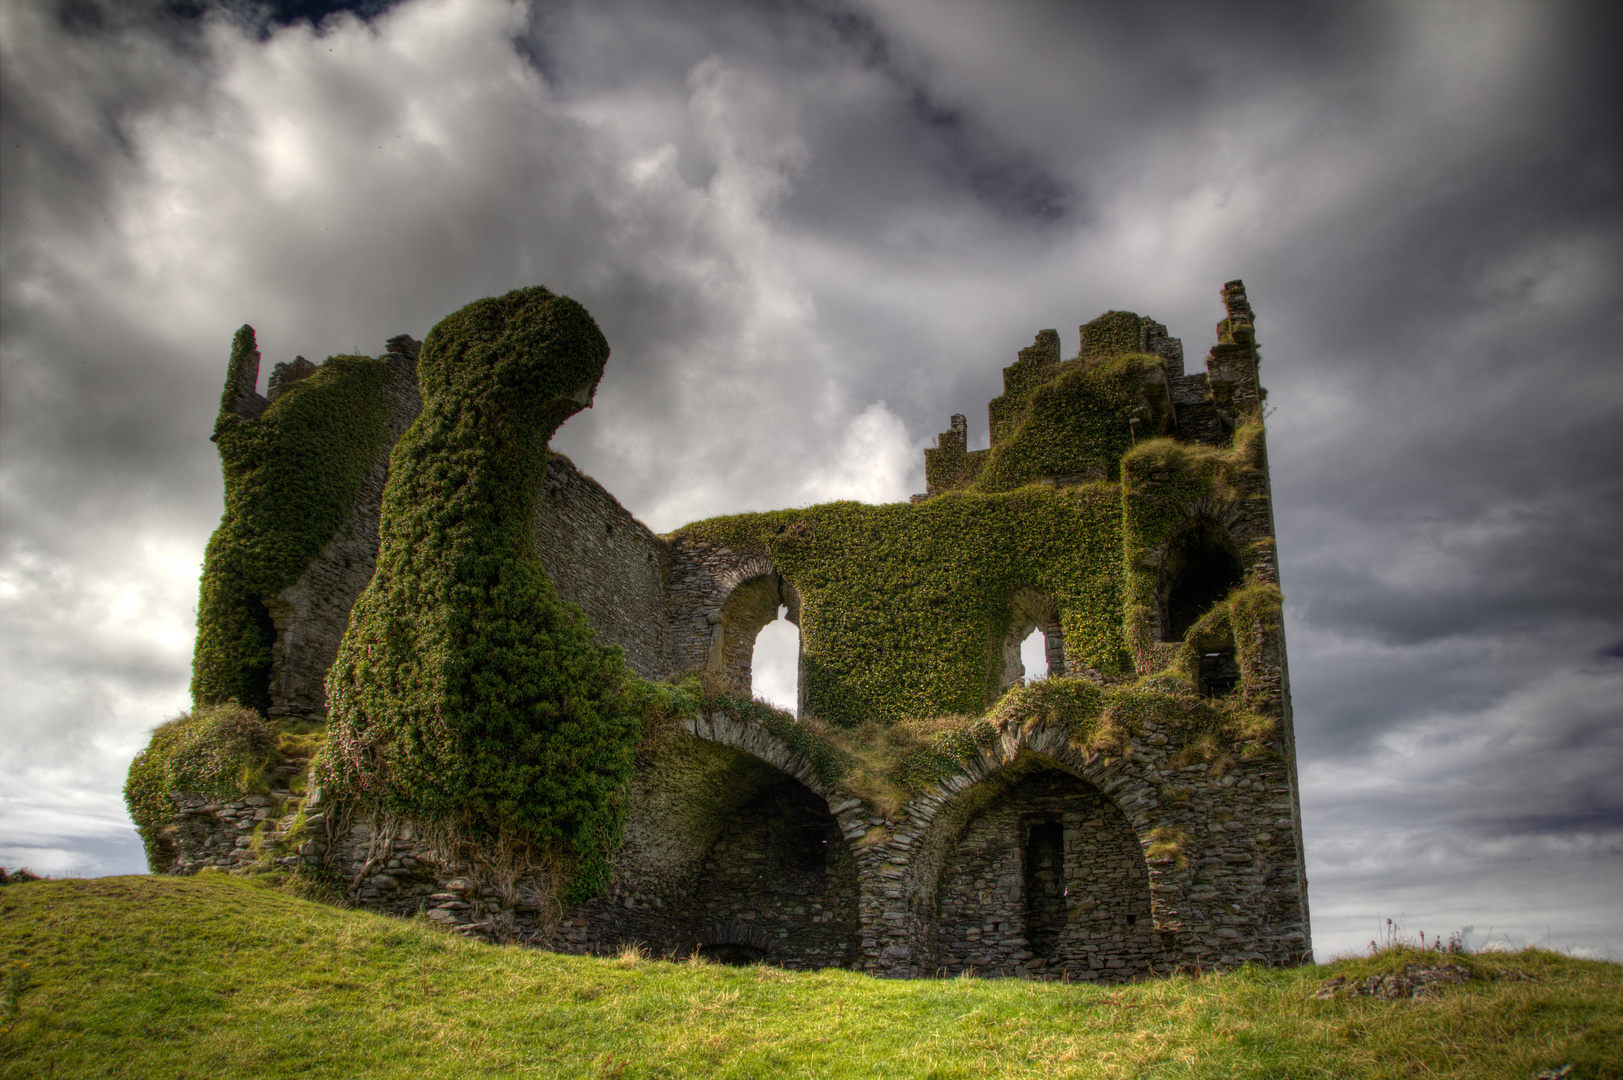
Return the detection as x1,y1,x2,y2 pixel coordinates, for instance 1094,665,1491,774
191,328,392,711
319,287,639,898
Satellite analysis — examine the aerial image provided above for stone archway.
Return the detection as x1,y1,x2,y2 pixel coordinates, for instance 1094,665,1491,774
999,587,1066,690
690,771,860,969
933,768,1156,981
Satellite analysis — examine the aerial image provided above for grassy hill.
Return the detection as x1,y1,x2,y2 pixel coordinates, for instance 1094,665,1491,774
1,875,1617,1079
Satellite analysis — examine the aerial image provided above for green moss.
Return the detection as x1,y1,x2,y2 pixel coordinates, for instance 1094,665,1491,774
191,329,392,711
319,287,638,899
123,703,277,869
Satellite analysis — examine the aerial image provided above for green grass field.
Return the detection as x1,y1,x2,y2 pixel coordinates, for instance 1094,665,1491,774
1,874,1616,1079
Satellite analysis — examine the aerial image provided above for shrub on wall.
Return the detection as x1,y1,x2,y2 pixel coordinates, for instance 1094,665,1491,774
319,287,639,898
124,702,276,869
191,328,392,711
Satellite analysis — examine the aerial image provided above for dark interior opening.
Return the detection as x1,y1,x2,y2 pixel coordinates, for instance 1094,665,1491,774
1023,815,1066,959
245,597,277,714
696,943,767,966
1199,649,1242,697
792,820,829,873
1161,519,1243,641
690,772,861,970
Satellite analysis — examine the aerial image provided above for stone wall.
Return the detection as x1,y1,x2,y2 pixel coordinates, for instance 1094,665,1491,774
533,454,672,679
935,771,1159,981
266,337,422,722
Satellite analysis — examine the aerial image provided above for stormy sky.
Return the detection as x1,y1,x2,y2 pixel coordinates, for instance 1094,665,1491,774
2,0,1619,960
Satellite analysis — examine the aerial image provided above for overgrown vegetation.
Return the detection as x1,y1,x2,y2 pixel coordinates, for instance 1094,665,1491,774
191,328,392,711
677,486,1129,726
975,352,1169,491
319,287,639,902
4,875,1619,1080
122,702,277,867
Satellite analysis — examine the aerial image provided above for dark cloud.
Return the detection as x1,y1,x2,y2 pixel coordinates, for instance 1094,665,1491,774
2,0,1619,957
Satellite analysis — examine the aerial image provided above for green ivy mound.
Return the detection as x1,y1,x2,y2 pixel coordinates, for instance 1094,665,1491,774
124,702,276,867
319,287,637,895
191,329,392,711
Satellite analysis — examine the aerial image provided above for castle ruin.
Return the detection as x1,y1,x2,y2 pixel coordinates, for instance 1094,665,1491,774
136,280,1311,981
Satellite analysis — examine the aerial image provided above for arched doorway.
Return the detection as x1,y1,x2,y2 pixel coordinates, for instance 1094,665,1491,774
691,772,860,969
934,769,1157,981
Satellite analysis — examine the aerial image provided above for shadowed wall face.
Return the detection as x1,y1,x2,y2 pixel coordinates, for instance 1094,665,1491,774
691,775,860,969
935,770,1157,981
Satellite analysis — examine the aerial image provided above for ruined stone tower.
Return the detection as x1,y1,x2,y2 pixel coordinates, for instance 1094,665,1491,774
135,280,1311,981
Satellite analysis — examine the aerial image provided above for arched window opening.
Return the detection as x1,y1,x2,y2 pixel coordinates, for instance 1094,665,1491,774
1019,629,1049,682
710,572,800,701
1160,518,1243,642
751,605,801,716
1000,588,1065,692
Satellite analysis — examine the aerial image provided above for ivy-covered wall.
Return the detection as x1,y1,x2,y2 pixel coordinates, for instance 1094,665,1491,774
676,487,1128,726
191,328,393,712
319,287,640,896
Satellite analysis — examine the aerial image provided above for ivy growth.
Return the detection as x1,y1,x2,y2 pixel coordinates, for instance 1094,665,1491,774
191,328,392,711
973,354,1168,490
319,287,639,898
678,484,1129,727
